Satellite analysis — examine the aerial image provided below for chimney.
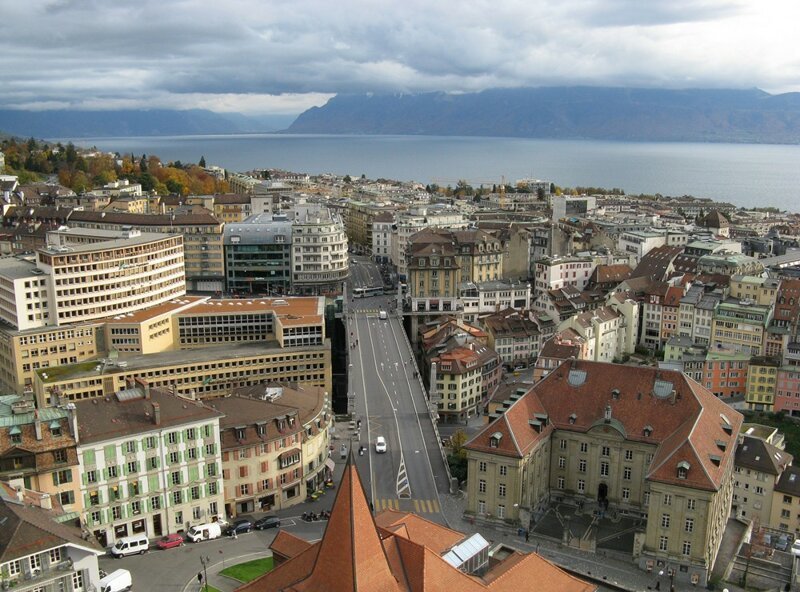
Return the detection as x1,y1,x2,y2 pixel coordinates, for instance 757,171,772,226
66,403,79,443
39,493,52,510
144,382,151,400
15,486,24,502
152,402,161,426
34,410,42,440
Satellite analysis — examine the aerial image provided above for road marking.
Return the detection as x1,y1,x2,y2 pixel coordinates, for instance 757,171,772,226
411,499,441,513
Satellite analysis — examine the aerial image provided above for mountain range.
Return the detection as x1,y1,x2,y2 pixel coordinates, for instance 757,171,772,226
1,87,800,143
286,87,800,144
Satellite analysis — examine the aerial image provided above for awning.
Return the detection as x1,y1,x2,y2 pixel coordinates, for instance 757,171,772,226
9,426,21,435
324,458,335,471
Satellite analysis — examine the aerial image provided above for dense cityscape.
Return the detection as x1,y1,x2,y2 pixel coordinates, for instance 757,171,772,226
2,143,800,592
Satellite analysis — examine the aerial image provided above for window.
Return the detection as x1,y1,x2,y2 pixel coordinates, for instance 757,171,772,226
499,465,507,476
241,484,250,495
53,449,67,463
193,506,201,520
238,449,247,460
479,461,487,472
191,486,200,500
659,536,669,552
125,441,136,454
49,548,62,563
29,554,41,571
112,506,122,520
560,439,567,450
661,514,670,528
478,500,486,514
557,476,565,489
208,482,218,496
87,470,97,483
89,491,100,506
682,541,692,556
188,448,197,460
580,442,588,453
53,469,72,485
175,511,183,525
147,457,158,470
187,428,196,440
171,471,181,486
72,571,84,592
497,504,505,519
685,518,694,533
131,500,141,515
145,436,156,449
623,466,632,480
644,491,650,506
151,496,161,510
601,446,610,457
168,432,178,445
600,462,609,477
498,483,506,497
579,459,587,473
622,488,630,501
479,480,486,493
60,491,75,505
173,491,182,505
577,479,585,493
784,495,793,504
663,494,672,506
687,498,696,511
127,461,138,474
625,450,633,461
207,463,217,477
558,457,566,469
205,444,216,455
169,451,179,464
781,509,791,518
108,465,119,478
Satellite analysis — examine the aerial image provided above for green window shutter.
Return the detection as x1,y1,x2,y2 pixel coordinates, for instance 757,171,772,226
104,444,116,460
83,449,95,465
82,472,87,486
52,472,59,487
202,464,207,478
84,493,91,507
102,468,108,480
189,467,199,482
149,475,159,491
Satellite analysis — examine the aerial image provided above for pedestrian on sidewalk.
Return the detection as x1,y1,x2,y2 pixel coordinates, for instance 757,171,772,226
525,530,529,543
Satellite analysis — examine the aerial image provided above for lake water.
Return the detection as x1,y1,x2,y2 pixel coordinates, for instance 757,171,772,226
60,134,800,211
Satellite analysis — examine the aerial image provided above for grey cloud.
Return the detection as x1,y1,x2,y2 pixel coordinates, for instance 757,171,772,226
0,0,795,114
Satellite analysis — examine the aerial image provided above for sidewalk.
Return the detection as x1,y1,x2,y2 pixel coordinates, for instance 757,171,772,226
185,551,272,592
438,491,746,592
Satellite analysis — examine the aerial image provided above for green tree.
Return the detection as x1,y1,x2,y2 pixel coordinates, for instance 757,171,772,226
198,155,206,168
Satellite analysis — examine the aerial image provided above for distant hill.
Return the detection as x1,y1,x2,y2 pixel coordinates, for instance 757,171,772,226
286,87,800,144
0,109,294,139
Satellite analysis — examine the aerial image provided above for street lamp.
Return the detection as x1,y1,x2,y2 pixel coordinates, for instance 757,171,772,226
199,555,211,592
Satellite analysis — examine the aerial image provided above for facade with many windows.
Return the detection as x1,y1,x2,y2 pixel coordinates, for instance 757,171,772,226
75,388,224,547
212,384,331,517
465,361,742,587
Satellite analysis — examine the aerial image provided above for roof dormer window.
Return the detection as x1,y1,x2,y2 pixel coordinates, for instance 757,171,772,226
643,425,653,437
489,432,502,448
677,461,690,479
235,427,245,440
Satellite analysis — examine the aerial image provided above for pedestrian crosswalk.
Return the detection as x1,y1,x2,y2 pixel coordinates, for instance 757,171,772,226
373,498,441,514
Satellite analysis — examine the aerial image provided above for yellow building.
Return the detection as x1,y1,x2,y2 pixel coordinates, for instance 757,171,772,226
745,356,781,411
213,194,252,223
212,383,331,516
729,275,780,307
711,299,771,356
465,361,742,587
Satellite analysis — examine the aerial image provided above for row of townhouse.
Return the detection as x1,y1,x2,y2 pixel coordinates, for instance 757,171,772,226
1,382,331,549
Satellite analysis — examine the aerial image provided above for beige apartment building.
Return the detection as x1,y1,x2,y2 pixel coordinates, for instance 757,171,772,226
66,209,225,293
211,383,331,517
0,228,185,332
465,361,742,587
771,465,800,534
733,435,791,526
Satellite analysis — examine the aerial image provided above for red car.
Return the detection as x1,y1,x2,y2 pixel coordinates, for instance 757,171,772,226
156,534,184,549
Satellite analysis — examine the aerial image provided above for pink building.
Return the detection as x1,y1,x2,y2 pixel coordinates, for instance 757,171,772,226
775,366,800,416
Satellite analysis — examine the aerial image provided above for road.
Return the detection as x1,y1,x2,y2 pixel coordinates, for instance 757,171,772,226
348,254,384,290
345,261,449,523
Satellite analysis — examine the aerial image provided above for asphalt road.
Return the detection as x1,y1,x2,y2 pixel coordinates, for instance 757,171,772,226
98,517,327,592
348,255,384,290
346,290,448,523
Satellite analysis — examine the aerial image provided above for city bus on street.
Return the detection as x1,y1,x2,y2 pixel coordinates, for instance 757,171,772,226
353,286,384,298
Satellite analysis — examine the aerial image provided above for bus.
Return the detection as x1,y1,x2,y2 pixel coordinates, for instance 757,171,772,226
353,286,384,298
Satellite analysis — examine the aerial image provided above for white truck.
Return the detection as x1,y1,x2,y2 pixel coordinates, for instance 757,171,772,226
187,522,223,543
99,569,132,592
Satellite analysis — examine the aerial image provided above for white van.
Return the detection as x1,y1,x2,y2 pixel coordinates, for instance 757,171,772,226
99,569,132,592
378,310,388,320
110,534,149,557
187,522,222,543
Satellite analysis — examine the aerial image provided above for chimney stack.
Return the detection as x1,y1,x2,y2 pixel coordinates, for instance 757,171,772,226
65,403,79,443
34,410,42,440
152,402,161,426
40,493,52,510
15,486,24,502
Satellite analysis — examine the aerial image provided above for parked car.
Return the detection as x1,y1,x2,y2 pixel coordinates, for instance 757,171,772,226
791,540,800,557
156,533,184,549
777,534,791,552
254,515,281,530
110,534,149,558
187,522,222,543
227,519,253,535
375,436,387,453
99,569,132,592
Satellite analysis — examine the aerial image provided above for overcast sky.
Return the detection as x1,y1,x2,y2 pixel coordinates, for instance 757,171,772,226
1,0,798,116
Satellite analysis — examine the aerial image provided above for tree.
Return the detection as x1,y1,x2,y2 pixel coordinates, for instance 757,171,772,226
139,154,148,172
198,155,206,168
344,175,352,184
